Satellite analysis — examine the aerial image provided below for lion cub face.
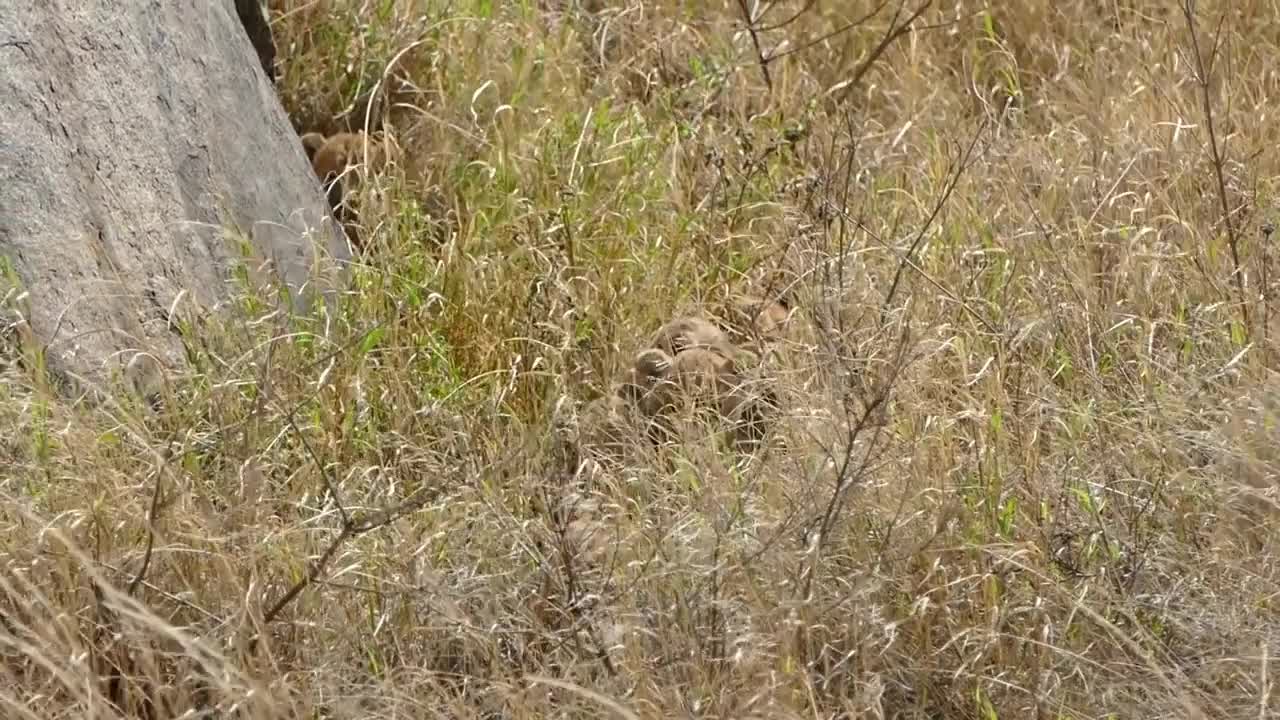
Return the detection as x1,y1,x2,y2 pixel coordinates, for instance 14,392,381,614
299,131,396,251
649,316,738,360
300,131,373,213
591,317,777,455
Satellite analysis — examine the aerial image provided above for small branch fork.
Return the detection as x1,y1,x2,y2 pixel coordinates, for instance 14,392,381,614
1181,1,1249,334
735,0,935,99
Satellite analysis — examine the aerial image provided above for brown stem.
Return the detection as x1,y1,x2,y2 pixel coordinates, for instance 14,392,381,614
736,0,774,93
1181,2,1249,335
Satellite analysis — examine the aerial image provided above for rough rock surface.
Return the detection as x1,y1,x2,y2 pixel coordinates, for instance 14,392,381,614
0,0,347,387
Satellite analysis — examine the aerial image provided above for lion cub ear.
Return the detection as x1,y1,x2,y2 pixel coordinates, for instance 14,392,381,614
300,132,328,164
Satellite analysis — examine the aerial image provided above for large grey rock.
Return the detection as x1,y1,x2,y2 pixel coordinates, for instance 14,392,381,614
0,0,347,389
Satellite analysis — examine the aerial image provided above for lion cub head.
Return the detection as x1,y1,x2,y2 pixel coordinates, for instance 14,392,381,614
299,130,398,251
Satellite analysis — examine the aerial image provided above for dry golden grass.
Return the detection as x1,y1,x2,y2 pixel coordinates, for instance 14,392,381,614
4,0,1280,717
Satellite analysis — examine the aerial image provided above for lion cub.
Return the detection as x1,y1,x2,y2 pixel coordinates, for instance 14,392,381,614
582,316,778,461
300,130,396,251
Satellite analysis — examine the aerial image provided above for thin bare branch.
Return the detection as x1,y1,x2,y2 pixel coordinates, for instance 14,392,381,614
880,116,990,321
736,0,774,93
764,0,891,64
758,0,818,33
1181,1,1249,334
834,0,934,105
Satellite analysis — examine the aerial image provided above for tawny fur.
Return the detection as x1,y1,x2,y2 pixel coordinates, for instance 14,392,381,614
669,346,774,451
581,318,778,459
668,347,737,409
578,393,634,461
619,348,677,419
649,316,738,363
298,130,393,252
300,132,327,162
737,296,792,341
